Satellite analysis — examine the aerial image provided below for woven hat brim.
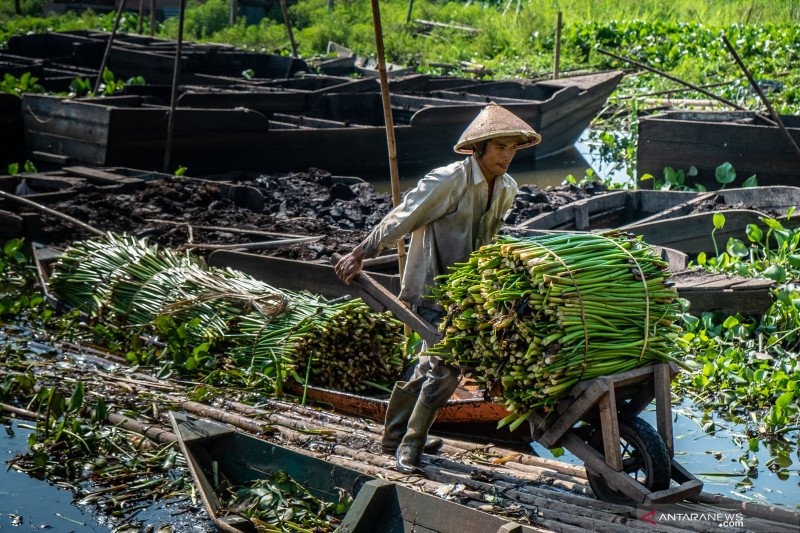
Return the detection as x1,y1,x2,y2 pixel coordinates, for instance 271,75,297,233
453,130,542,154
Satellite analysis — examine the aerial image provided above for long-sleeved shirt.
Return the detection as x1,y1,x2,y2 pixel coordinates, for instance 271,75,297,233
361,156,518,308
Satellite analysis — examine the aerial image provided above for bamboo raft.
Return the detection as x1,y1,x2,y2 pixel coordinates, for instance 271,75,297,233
5,337,798,533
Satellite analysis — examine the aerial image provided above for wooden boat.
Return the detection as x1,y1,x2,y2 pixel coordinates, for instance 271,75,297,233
0,94,24,168
637,111,800,188
621,186,800,255
514,189,701,230
5,30,309,85
22,70,622,174
171,413,541,533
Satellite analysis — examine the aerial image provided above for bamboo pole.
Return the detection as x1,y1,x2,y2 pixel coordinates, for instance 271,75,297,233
370,0,409,332
149,0,156,36
596,48,776,126
278,0,299,58
137,0,145,34
405,0,414,24
553,11,562,80
721,35,800,162
163,0,187,173
0,189,104,236
94,0,127,95
229,0,237,25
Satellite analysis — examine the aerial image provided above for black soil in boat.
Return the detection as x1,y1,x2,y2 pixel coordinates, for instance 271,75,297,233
37,170,603,259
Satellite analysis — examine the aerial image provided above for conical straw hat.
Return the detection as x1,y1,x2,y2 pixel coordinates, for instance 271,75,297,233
453,102,541,154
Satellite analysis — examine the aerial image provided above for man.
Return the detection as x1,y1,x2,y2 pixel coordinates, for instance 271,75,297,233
335,102,541,473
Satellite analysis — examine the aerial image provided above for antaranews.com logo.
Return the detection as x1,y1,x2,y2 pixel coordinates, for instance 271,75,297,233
638,505,748,530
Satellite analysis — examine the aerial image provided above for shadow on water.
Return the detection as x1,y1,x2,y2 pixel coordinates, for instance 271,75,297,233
1,420,102,531
530,399,800,508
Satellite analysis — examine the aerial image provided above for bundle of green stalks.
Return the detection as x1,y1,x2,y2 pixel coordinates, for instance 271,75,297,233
49,234,405,392
428,232,683,430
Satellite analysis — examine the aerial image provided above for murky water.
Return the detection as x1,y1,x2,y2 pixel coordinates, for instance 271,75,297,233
530,400,800,508
1,420,103,531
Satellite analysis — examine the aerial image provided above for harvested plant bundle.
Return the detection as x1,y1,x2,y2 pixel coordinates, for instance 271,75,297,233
49,234,405,391
428,232,683,430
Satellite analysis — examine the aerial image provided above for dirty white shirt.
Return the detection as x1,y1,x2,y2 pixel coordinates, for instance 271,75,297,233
361,156,518,308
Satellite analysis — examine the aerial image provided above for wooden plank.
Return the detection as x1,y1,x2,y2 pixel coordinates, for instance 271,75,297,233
678,287,773,316
572,364,655,395
62,165,143,186
551,425,649,503
598,381,623,472
538,380,607,448
644,479,703,505
653,364,674,457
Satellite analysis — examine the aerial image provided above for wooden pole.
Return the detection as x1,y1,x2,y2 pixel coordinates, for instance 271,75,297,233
370,0,408,298
0,190,105,236
137,0,145,34
229,0,237,26
596,48,777,126
163,0,187,173
149,0,156,36
93,0,127,95
405,0,414,24
721,35,800,162
553,11,562,80
278,0,299,58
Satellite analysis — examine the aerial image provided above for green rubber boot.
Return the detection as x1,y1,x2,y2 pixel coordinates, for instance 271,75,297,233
382,384,443,455
395,401,439,474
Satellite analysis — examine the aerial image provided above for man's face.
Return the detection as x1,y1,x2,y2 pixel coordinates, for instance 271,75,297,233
476,136,522,179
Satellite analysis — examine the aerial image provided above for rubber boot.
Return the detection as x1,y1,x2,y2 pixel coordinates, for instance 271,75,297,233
381,384,444,455
395,401,439,474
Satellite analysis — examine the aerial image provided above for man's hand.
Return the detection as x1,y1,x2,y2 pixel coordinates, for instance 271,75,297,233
334,245,366,284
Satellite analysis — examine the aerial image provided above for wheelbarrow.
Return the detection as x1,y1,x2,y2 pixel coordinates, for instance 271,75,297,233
349,268,703,506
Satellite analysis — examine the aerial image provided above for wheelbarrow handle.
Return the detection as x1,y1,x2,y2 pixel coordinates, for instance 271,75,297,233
330,254,441,346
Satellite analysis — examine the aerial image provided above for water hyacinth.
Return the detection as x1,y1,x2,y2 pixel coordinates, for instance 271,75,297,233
48,234,405,392
428,232,684,430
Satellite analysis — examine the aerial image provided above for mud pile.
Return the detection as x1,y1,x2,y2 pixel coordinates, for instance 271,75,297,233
38,170,604,260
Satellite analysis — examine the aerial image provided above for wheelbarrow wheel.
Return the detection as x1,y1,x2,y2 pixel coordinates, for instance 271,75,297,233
586,416,671,505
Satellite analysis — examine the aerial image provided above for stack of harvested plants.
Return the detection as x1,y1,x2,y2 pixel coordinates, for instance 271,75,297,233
48,234,405,392
428,232,683,430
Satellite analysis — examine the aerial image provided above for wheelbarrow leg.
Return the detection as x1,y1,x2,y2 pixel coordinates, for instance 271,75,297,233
654,363,674,457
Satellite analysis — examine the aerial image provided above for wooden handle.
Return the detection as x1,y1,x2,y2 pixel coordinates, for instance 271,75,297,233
331,254,441,345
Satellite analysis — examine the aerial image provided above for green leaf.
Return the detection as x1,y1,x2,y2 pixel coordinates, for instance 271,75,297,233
788,254,800,268
696,252,707,265
760,217,784,231
3,238,23,256
761,264,786,282
775,391,794,410
722,316,740,329
687,165,698,177
742,175,758,188
242,69,255,79
94,397,108,422
23,160,37,173
745,224,763,243
549,447,565,458
67,381,84,412
726,238,748,258
713,212,726,229
7,162,19,175
103,68,115,84
638,173,654,182
788,206,796,221
715,162,736,184
174,166,187,176
748,437,759,453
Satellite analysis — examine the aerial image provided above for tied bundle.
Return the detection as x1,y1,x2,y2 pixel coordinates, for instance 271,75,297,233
428,232,683,430
49,234,405,392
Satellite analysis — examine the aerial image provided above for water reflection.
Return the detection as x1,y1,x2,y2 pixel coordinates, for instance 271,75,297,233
367,129,631,193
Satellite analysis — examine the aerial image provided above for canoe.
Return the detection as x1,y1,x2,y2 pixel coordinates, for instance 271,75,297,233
514,189,701,230
5,30,309,85
171,413,541,533
0,94,24,168
622,186,800,255
21,70,622,174
637,111,800,188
